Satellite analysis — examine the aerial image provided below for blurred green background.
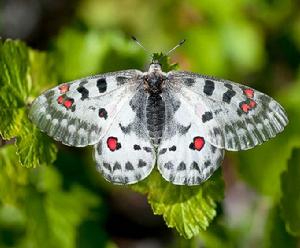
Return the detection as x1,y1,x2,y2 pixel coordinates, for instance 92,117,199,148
1,0,300,247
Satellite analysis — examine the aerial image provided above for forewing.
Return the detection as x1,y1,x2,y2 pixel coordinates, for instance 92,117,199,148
94,87,156,185
157,89,224,185
167,71,288,151
29,70,142,147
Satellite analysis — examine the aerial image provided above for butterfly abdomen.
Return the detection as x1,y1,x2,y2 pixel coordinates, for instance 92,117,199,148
146,93,165,146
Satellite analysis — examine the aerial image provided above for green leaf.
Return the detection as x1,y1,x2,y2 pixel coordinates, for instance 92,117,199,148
0,40,30,140
15,119,57,168
280,148,300,236
0,106,25,140
0,39,30,106
132,169,224,239
152,52,178,71
263,205,297,248
0,39,58,167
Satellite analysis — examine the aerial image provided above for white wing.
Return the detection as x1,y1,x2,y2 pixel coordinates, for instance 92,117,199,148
29,70,143,147
167,71,288,151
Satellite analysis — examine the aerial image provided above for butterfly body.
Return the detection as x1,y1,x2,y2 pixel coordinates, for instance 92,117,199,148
29,61,288,185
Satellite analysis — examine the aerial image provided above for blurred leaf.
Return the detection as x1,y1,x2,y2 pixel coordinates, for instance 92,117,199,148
0,145,104,248
280,148,300,236
263,205,297,248
186,27,227,76
28,49,58,96
52,28,109,80
220,21,265,73
199,217,235,248
132,169,224,239
52,28,148,80
237,125,298,197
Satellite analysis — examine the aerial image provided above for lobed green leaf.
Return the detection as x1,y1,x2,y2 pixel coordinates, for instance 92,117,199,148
132,169,224,239
280,148,300,237
0,39,58,167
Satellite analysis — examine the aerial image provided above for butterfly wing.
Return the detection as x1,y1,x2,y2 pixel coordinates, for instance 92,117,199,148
94,87,156,184
157,88,224,185
29,70,143,147
167,71,288,151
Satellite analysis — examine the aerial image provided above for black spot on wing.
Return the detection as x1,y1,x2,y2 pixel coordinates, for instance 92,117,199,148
97,78,107,93
164,161,174,170
203,80,215,96
103,162,112,172
204,160,211,168
125,162,134,170
77,85,89,100
189,142,195,150
191,162,201,173
222,89,236,104
211,145,217,154
99,108,108,119
202,111,213,123
177,162,186,170
183,78,195,87
159,148,167,155
79,80,88,86
169,145,176,151
116,143,121,150
113,162,121,171
169,174,175,183
119,123,131,134
178,123,191,135
116,76,128,85
224,83,233,89
133,144,141,150
138,159,147,168
143,147,152,153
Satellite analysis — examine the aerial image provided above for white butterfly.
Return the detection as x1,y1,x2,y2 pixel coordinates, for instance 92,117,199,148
29,47,288,185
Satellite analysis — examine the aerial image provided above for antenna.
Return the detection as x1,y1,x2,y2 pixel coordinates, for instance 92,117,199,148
131,36,186,63
131,36,151,55
165,39,186,56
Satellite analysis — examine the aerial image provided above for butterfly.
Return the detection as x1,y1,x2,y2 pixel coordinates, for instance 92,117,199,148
29,47,288,186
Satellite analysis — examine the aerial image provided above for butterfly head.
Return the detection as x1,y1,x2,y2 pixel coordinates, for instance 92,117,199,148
144,62,166,94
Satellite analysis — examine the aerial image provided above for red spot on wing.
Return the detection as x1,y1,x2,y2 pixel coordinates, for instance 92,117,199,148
107,137,118,151
243,88,254,98
63,99,74,108
193,137,205,151
241,103,250,113
249,99,257,108
57,95,64,104
59,84,69,94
